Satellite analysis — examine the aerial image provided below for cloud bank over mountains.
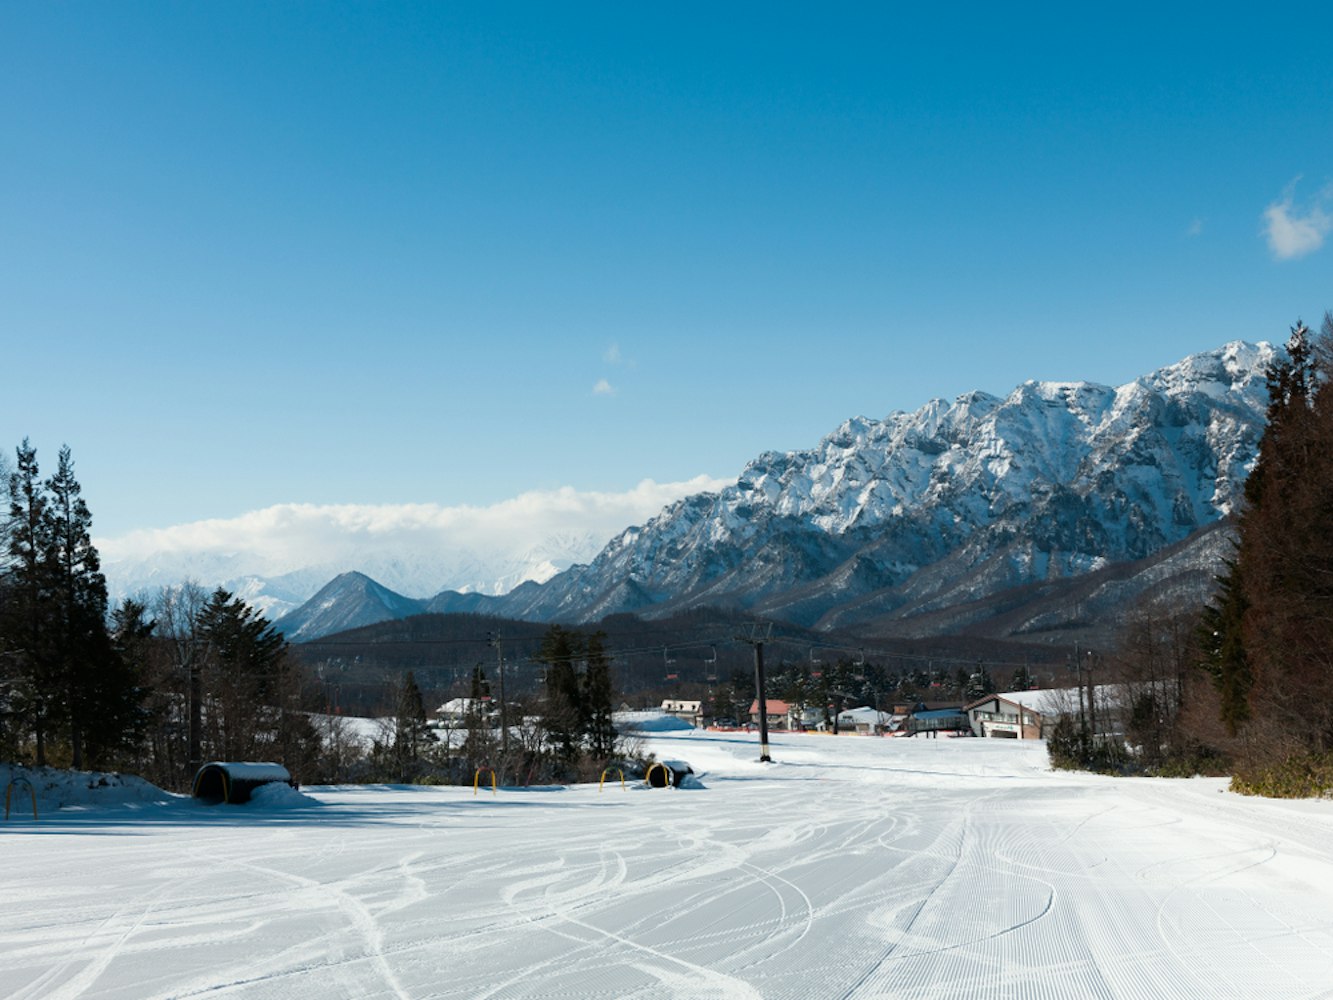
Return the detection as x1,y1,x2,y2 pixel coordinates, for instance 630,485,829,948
98,476,732,617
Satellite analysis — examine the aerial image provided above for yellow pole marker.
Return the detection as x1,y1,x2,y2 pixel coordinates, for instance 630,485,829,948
599,767,625,792
4,778,37,820
473,767,497,796
645,762,671,789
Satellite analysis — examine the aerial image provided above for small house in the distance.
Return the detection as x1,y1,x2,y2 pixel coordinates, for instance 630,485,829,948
435,697,498,725
661,699,704,727
749,699,793,730
834,706,898,735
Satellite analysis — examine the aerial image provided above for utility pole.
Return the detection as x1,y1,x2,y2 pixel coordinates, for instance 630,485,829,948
188,648,202,779
1073,641,1086,742
738,623,773,763
1085,649,1096,746
488,631,508,772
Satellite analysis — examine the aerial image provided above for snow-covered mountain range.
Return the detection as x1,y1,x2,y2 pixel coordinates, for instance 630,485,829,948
99,478,727,619
102,530,602,620
278,341,1275,641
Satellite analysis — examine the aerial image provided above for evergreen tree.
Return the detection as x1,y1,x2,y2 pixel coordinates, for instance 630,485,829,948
462,665,493,769
393,670,435,780
3,439,53,763
73,598,149,768
1201,315,1333,789
1011,664,1034,691
582,631,617,760
1199,557,1251,735
537,625,584,765
964,665,996,701
43,445,116,768
0,441,136,767
100,599,155,766
776,666,812,724
1246,320,1333,746
196,589,294,763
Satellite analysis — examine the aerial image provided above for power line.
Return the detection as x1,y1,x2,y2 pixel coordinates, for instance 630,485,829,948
301,629,1061,675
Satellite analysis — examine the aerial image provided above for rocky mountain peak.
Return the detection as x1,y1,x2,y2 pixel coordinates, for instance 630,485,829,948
280,341,1279,641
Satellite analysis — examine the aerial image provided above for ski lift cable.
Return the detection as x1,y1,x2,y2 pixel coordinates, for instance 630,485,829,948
303,628,1056,675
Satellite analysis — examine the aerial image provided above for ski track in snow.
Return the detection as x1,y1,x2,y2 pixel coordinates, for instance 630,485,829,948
6,733,1333,999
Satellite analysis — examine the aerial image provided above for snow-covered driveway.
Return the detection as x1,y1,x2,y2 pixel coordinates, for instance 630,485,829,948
6,731,1333,999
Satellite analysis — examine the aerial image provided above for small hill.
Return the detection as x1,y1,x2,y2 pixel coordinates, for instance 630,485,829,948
276,571,426,641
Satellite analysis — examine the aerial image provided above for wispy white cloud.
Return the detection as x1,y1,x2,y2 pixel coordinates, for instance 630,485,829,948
1263,178,1332,260
594,342,632,398
1186,217,1205,238
97,476,734,605
603,341,635,368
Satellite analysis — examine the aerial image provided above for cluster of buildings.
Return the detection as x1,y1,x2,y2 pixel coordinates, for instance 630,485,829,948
656,690,1068,740
437,690,1076,742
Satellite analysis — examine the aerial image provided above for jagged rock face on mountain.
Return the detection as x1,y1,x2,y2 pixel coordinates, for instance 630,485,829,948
491,341,1272,629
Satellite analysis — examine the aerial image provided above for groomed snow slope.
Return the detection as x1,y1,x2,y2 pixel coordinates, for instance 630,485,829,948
5,732,1333,999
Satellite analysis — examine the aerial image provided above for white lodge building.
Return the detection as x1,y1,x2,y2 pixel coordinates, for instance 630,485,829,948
964,693,1047,739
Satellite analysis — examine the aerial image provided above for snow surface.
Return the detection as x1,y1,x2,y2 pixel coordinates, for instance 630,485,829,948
6,732,1333,998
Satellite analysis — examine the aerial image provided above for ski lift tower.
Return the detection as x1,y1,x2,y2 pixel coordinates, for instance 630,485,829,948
487,631,508,771
738,623,774,763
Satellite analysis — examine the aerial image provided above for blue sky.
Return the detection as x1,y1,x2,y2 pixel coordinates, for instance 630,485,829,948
4,3,1332,538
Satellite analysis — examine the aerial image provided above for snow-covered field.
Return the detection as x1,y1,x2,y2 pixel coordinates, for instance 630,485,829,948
6,731,1333,999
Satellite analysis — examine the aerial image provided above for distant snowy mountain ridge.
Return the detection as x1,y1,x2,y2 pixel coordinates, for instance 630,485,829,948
403,340,1274,635
102,530,604,621
111,341,1276,641
100,478,729,620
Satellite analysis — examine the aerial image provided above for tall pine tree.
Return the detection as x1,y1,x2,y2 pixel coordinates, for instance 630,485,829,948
582,631,617,761
100,598,154,767
0,441,137,768
393,670,436,780
1204,315,1333,786
43,445,115,769
196,589,293,763
1199,556,1251,735
538,625,585,767
3,439,53,762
